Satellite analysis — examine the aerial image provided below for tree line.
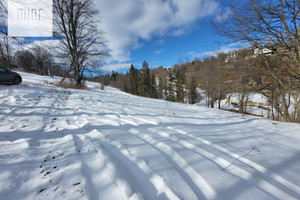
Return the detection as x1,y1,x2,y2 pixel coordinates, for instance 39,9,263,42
95,60,201,105
95,61,158,99
0,0,106,87
98,44,299,123
0,38,65,77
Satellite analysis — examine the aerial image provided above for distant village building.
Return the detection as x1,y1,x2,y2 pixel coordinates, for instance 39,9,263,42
254,47,277,56
242,77,262,89
225,53,237,63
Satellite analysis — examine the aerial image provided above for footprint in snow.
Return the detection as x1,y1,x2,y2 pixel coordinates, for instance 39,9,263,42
37,188,47,194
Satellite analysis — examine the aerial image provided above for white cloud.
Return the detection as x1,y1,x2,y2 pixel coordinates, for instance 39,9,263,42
101,63,132,72
189,42,249,58
216,7,232,23
153,49,163,54
188,50,217,58
95,0,219,62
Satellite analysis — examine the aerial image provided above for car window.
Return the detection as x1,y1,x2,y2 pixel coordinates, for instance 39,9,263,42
0,67,7,72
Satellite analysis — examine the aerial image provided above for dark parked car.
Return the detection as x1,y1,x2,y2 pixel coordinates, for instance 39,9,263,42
0,66,22,85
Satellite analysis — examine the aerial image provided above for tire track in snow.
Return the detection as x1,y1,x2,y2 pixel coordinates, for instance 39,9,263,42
166,126,300,199
129,128,215,200
72,134,104,200
47,91,170,199
89,129,181,200
151,126,299,200
72,131,169,200
117,114,159,126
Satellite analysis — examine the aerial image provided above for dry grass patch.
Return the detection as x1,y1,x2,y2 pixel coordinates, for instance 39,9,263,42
55,79,88,90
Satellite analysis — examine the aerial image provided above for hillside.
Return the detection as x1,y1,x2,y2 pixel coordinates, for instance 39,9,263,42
0,72,300,200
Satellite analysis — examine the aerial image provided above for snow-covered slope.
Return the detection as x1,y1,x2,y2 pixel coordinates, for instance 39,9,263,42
0,72,300,200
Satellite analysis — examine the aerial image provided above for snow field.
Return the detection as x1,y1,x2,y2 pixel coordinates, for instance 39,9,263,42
0,72,300,200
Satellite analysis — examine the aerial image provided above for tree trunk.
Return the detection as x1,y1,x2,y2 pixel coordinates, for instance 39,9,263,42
280,93,292,122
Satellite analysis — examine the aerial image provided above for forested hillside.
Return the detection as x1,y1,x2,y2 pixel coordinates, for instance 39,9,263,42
95,47,299,123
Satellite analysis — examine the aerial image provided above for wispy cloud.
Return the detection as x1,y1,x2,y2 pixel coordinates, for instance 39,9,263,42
188,50,217,58
153,49,163,54
188,42,249,59
96,0,219,62
216,7,232,23
101,63,132,72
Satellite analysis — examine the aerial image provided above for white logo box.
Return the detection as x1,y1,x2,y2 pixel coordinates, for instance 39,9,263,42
8,0,53,37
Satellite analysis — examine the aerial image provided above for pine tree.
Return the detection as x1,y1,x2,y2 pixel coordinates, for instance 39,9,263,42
175,68,185,103
111,70,118,81
189,77,198,104
138,60,151,97
128,64,138,95
150,74,158,98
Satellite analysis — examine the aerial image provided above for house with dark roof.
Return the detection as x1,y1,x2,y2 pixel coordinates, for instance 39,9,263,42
242,77,262,89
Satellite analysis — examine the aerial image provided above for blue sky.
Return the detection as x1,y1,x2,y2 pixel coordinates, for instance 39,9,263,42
4,0,237,73
96,0,235,73
130,18,219,67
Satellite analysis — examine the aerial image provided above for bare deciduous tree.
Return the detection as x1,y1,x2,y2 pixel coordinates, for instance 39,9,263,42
0,37,14,68
31,45,54,76
15,49,34,71
214,0,300,122
53,0,107,86
0,0,10,66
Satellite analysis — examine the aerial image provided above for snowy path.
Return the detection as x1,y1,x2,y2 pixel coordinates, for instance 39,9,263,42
0,73,300,200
